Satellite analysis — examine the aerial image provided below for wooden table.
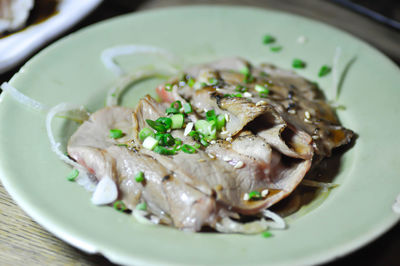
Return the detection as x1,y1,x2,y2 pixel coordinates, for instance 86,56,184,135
1,1,399,265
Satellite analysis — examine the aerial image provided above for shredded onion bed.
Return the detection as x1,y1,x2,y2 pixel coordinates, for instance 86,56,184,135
101,45,182,77
1,82,49,111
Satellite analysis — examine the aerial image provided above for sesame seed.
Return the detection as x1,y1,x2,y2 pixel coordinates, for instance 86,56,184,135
243,92,252,98
256,100,267,106
198,159,206,162
304,111,311,119
210,140,216,144
184,122,194,136
288,109,297,114
261,189,269,197
226,137,233,142
215,184,223,191
220,130,229,135
304,118,312,123
312,135,320,140
223,156,232,161
216,88,223,92
234,161,244,169
203,108,208,113
207,153,216,159
243,193,250,201
167,129,171,133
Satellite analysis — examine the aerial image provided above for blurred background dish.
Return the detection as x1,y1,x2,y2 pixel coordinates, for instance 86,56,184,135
0,0,102,73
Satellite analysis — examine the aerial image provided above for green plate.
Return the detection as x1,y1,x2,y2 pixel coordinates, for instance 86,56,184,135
1,6,399,266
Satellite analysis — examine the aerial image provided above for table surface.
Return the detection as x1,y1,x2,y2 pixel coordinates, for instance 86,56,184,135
1,0,399,265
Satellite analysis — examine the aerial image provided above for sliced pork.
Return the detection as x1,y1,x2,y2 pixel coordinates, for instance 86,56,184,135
67,58,354,233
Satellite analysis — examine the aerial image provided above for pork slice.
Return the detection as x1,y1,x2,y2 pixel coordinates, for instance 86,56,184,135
68,106,134,181
189,88,271,138
107,146,217,231
68,106,218,231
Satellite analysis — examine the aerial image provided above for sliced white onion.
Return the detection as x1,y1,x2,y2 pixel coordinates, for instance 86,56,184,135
132,209,153,225
46,102,96,191
215,217,269,234
262,209,286,229
106,70,168,107
1,82,48,111
300,179,338,191
91,176,118,205
332,46,342,100
101,45,181,77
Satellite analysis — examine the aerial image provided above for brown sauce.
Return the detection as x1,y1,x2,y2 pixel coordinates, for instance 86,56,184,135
0,0,59,39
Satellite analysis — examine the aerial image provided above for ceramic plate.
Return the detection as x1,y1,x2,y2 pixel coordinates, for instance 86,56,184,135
0,6,399,266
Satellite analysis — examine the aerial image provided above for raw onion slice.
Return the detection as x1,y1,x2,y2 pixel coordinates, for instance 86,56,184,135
106,70,168,107
46,103,96,191
215,217,269,234
132,209,153,225
1,82,48,111
101,45,182,76
262,209,286,229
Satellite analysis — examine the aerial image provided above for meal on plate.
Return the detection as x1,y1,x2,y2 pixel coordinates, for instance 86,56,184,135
65,57,354,233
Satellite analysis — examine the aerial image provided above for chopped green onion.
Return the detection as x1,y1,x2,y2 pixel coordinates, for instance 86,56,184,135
116,143,128,147
206,110,216,122
154,145,176,155
109,129,124,139
259,92,269,98
201,82,207,88
187,77,195,88
174,138,182,145
270,45,282,52
216,114,226,130
239,66,250,77
146,119,166,133
318,65,331,77
248,190,262,200
183,102,193,114
171,114,184,129
208,77,218,85
195,120,216,139
155,133,175,147
262,231,273,238
292,59,306,69
67,169,79,182
194,143,201,149
135,171,145,183
139,127,153,141
146,117,172,133
181,144,197,154
171,100,182,109
263,34,275,44
189,130,201,141
200,138,209,147
165,107,179,115
142,136,158,150
235,85,248,92
114,201,128,212
164,83,172,91
255,84,268,93
136,202,147,211
234,93,243,98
